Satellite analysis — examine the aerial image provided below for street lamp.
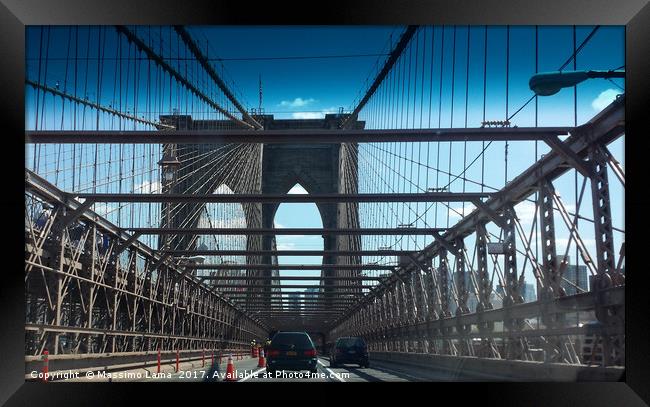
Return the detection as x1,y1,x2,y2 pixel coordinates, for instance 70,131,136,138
158,151,181,184
529,69,624,96
158,148,181,250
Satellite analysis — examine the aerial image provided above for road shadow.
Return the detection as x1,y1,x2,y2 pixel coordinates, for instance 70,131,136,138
342,366,384,382
203,362,222,382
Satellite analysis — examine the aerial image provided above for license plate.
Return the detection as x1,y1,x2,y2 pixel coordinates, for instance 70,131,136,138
286,351,297,356
348,350,356,354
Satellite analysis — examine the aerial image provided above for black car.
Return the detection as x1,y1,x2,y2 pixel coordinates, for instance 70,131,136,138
266,331,319,375
330,336,369,368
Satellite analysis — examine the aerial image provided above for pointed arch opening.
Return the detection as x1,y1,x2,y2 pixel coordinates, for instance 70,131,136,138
273,182,325,312
196,183,248,294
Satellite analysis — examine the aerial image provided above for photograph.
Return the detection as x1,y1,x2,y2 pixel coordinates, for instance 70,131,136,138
21,23,628,385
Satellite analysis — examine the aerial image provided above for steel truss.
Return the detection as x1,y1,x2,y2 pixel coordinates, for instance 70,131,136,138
328,97,625,367
24,174,267,357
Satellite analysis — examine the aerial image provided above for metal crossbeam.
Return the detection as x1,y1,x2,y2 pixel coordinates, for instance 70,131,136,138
220,291,363,296
255,313,340,316
72,192,490,203
432,231,460,256
161,249,414,256
214,285,370,289
543,134,593,177
24,127,572,144
233,301,356,304
234,298,356,301
115,231,142,255
126,227,447,235
244,309,348,312
244,301,346,310
200,276,383,280
190,264,394,270
56,199,95,228
471,199,508,229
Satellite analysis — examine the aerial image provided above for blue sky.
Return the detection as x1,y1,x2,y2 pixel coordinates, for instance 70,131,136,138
25,25,624,124
25,25,625,301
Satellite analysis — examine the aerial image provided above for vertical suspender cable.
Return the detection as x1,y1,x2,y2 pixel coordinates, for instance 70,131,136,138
481,26,487,194
534,25,539,301
573,25,580,310
447,26,456,229
463,26,470,217
435,26,444,227
505,26,510,185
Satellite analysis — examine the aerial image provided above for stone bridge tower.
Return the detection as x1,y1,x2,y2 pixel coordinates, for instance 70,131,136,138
160,113,364,320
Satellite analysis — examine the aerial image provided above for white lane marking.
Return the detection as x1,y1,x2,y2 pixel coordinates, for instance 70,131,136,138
364,362,426,381
317,359,346,382
239,367,267,382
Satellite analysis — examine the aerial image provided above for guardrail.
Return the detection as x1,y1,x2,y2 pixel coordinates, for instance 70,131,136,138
369,351,624,381
25,348,249,381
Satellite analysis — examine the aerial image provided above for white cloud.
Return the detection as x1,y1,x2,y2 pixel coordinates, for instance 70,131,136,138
280,98,316,108
555,237,596,253
276,242,297,250
513,201,577,227
514,201,537,226
287,184,308,194
291,107,338,119
274,221,285,229
291,112,323,119
135,179,161,193
592,89,621,112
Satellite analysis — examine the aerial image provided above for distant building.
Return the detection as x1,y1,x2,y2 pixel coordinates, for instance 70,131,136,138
466,292,479,312
562,265,589,295
489,282,535,303
522,283,536,302
450,271,479,313
490,291,503,309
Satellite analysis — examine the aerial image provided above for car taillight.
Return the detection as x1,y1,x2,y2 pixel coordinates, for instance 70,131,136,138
267,349,280,357
304,349,317,357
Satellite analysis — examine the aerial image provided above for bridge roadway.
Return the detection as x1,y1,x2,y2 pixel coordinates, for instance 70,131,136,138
60,354,477,382
239,356,476,382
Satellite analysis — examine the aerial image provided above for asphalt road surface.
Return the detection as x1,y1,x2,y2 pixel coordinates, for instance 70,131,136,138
235,356,473,382
63,354,474,382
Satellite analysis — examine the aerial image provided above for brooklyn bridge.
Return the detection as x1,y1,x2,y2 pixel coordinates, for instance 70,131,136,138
24,25,625,382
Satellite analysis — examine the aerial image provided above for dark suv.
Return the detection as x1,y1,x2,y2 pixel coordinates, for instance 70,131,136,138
266,331,318,375
330,336,369,368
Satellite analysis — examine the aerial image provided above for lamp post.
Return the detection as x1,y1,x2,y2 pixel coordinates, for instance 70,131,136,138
529,69,624,96
158,146,181,250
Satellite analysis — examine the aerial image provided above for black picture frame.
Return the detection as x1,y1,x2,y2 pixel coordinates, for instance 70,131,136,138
2,0,648,405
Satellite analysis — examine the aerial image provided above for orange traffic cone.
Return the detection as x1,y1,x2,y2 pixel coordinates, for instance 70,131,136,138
224,354,236,382
258,349,266,368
